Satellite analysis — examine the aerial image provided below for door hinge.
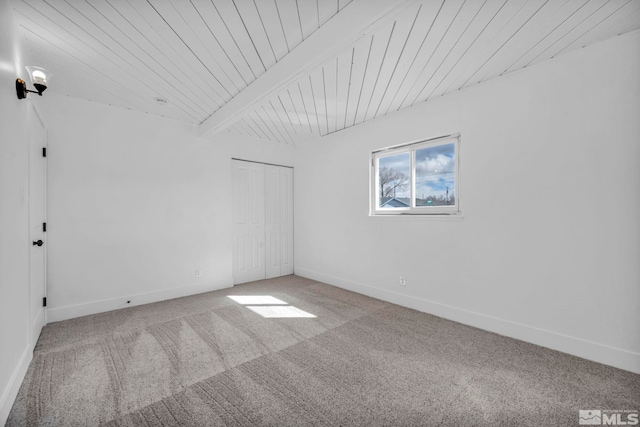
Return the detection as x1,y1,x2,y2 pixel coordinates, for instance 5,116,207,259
43,297,47,307
43,222,47,232
42,147,47,157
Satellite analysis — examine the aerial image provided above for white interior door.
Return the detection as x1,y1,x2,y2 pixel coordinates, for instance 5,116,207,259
265,165,281,279
28,102,47,348
233,160,293,284
279,167,294,276
232,160,265,284
264,165,294,278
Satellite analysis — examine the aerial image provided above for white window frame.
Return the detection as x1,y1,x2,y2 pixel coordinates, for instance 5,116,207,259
371,134,460,215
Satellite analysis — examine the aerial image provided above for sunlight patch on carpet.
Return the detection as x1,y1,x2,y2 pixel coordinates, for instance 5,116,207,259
227,295,287,305
246,305,317,318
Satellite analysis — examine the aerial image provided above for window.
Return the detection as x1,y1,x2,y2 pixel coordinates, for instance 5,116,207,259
371,134,460,215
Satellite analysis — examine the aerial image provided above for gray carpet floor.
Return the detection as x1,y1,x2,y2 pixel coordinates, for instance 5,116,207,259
7,275,640,426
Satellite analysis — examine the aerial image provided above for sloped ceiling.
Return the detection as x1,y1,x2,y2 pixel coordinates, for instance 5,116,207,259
12,0,640,143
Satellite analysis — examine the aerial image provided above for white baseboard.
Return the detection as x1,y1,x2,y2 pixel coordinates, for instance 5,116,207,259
0,346,32,426
47,277,234,323
30,308,44,350
296,267,640,375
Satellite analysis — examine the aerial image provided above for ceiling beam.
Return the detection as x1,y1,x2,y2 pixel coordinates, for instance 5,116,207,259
199,0,415,138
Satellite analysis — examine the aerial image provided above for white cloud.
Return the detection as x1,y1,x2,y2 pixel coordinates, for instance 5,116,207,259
415,154,454,175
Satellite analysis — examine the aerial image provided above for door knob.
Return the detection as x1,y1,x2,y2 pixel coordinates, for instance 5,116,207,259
32,240,44,247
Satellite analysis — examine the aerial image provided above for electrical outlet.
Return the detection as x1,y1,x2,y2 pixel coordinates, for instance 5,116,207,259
195,269,202,278
399,276,406,286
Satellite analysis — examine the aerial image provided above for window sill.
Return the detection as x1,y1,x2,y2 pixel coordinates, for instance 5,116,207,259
368,213,464,221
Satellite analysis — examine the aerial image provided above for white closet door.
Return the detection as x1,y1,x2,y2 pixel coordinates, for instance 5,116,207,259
265,165,281,279
232,161,265,284
28,103,47,346
233,160,293,284
280,167,294,275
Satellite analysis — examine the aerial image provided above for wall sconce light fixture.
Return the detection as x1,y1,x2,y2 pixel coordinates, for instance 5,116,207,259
16,66,51,99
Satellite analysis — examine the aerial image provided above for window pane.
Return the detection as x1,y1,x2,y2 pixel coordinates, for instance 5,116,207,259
378,152,410,208
415,143,455,207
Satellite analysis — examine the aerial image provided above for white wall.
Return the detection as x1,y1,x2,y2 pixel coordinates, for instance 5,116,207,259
39,94,294,322
0,1,31,423
294,31,640,373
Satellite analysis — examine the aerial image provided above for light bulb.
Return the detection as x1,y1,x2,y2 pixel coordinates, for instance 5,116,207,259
31,70,47,85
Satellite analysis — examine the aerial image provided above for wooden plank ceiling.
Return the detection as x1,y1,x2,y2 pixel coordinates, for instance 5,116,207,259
12,0,640,143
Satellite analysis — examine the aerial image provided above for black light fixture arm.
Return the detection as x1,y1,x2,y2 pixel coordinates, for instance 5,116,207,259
16,78,47,99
